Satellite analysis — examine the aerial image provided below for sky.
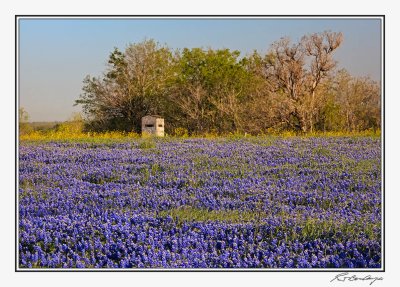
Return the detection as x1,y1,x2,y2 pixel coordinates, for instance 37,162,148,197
18,17,382,122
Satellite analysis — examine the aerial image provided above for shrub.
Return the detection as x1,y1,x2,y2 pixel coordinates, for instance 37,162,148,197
173,127,189,137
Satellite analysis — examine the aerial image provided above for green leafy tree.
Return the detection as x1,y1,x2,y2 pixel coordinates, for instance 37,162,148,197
76,39,175,132
170,47,253,133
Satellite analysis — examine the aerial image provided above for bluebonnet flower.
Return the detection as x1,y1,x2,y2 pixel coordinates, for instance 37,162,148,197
18,138,381,268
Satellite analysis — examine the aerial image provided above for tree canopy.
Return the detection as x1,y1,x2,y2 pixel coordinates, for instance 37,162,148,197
75,33,381,135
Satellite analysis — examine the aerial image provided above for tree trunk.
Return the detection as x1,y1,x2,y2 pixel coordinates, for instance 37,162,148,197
310,87,316,133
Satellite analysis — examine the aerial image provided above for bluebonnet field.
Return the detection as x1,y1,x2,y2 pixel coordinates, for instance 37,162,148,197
18,137,381,268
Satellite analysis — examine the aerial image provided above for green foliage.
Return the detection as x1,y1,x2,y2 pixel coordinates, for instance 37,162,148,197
319,93,345,131
74,36,381,135
76,39,175,133
171,47,253,133
138,138,156,149
173,127,189,137
54,113,84,134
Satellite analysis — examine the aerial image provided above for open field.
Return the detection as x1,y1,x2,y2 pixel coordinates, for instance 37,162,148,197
18,137,381,268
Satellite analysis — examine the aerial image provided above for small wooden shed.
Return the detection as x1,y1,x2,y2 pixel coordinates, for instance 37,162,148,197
141,115,165,137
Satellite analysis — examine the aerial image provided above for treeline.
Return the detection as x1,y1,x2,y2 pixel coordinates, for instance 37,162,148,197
75,32,381,135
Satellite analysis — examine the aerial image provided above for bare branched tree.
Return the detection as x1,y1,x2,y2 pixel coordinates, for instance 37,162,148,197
265,37,307,131
303,31,343,132
265,31,343,132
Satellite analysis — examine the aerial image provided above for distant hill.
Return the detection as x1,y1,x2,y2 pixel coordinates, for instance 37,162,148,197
28,121,61,131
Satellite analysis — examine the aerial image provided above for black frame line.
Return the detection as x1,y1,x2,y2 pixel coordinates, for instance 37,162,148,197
15,14,385,273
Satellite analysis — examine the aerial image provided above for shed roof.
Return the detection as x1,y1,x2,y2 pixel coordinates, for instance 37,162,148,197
142,115,163,119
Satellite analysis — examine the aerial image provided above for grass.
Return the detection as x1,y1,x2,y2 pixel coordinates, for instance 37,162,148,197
313,147,332,157
137,139,156,149
299,217,380,242
158,206,260,224
158,206,380,242
300,129,381,138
